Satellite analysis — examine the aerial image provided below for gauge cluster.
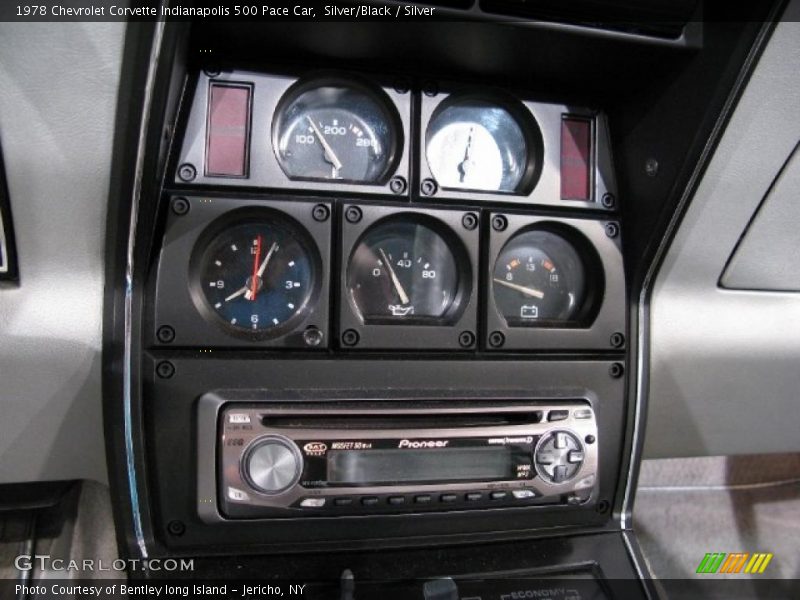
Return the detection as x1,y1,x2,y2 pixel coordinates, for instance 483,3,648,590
152,68,624,352
151,198,623,351
175,69,615,210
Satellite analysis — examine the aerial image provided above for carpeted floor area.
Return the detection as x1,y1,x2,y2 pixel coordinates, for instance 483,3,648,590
634,454,800,586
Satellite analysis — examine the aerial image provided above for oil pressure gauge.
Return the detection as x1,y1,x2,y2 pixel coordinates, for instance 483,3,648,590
346,217,468,324
272,79,401,184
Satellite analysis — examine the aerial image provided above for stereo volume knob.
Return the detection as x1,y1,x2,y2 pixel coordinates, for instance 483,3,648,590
244,436,302,494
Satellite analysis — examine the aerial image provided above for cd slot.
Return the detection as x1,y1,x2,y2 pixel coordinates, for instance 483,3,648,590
260,411,544,429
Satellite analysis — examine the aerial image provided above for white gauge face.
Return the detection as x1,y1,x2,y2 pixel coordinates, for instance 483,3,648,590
426,100,530,193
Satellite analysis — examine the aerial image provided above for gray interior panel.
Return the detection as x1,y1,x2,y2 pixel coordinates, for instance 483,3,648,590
0,23,125,484
721,142,800,291
644,14,800,458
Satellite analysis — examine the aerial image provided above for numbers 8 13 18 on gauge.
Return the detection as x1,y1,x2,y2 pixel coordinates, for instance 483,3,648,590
192,216,320,339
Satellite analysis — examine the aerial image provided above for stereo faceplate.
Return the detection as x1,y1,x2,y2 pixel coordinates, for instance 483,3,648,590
206,402,598,521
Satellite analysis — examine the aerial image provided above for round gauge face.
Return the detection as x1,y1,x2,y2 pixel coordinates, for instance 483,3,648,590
194,218,317,338
273,81,399,184
426,98,531,193
347,219,462,323
492,229,587,326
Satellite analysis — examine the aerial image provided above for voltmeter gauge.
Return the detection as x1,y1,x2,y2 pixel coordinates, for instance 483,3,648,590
273,79,400,184
346,218,467,324
492,228,589,326
191,214,319,339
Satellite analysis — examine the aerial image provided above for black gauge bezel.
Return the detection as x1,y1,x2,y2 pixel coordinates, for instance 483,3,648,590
152,196,331,349
346,214,471,327
339,204,479,350
271,75,404,186
491,222,604,329
485,213,626,352
188,207,323,342
424,91,545,196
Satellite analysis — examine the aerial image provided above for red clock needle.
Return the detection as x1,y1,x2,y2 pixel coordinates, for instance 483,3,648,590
250,235,262,301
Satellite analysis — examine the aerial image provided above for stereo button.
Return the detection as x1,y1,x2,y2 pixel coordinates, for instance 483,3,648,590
548,410,569,422
568,451,584,464
300,498,326,508
388,496,406,505
334,497,353,506
512,489,536,499
441,494,458,503
466,492,483,502
361,496,379,506
415,495,432,504
490,491,508,500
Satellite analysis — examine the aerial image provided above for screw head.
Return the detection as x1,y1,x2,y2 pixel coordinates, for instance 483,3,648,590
422,81,439,97
609,362,625,378
171,197,190,216
167,520,186,536
177,163,197,182
312,204,330,222
596,500,610,514
645,158,659,177
156,325,175,344
461,212,478,231
491,215,508,232
203,67,221,78
303,327,324,347
488,331,505,348
601,193,616,209
393,79,410,94
344,206,362,224
156,361,175,379
341,329,360,347
420,178,438,196
585,435,596,444
458,331,476,348
610,332,625,348
389,176,407,195
605,222,619,238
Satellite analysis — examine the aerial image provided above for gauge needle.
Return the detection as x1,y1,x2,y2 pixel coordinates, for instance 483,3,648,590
245,241,279,301
457,127,474,183
306,117,343,172
249,235,262,301
493,277,546,299
379,248,410,306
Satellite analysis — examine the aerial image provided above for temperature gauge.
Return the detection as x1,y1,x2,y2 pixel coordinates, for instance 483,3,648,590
273,79,400,184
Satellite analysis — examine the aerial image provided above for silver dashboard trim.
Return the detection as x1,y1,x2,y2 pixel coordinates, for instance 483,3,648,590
619,16,778,531
123,19,166,560
0,209,7,273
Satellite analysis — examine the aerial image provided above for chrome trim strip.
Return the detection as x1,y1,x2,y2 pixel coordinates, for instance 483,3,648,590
622,530,655,599
0,209,7,273
123,19,166,559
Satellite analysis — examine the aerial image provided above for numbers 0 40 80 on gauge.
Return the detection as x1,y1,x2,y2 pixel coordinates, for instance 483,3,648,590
347,218,467,324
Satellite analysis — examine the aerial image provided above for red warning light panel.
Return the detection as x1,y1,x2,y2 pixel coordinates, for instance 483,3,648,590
205,82,252,178
560,116,592,201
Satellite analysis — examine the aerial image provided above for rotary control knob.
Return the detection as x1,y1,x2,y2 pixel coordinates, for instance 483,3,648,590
534,431,584,484
243,436,302,495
